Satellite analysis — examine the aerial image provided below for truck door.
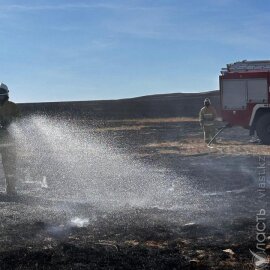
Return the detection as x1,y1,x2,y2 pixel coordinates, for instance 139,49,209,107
222,79,247,110
247,79,268,103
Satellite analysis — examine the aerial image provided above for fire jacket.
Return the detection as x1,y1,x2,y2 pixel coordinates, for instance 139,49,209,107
199,106,217,127
0,101,20,144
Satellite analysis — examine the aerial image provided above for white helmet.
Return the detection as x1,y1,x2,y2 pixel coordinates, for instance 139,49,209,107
204,98,211,105
0,83,9,95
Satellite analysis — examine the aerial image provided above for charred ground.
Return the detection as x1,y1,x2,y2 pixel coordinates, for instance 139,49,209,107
0,115,269,269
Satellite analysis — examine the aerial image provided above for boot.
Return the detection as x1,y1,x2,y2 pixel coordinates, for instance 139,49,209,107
6,177,17,196
6,186,17,196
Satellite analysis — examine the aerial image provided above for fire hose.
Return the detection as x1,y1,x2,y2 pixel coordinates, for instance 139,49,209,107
207,123,232,146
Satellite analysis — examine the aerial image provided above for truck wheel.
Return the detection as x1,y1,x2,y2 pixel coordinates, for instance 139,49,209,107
256,113,270,145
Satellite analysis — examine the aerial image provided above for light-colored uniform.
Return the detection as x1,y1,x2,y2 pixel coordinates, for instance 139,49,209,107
199,105,217,143
0,101,20,193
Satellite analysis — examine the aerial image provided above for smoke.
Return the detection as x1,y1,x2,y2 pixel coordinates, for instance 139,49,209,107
70,217,89,228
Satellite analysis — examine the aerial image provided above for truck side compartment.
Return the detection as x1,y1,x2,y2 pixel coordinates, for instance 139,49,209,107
220,61,270,144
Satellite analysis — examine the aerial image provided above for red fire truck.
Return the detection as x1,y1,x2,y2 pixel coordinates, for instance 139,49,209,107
220,60,270,144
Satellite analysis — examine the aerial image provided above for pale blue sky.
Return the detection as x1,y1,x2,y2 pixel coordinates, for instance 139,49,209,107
0,0,270,102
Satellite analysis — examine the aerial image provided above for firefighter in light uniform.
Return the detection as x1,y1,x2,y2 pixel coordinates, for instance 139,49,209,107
199,98,217,144
0,83,20,195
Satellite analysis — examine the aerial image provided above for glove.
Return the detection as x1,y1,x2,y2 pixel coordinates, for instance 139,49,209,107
0,120,11,129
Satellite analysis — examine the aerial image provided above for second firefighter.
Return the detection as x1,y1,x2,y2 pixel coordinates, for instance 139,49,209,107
199,98,217,144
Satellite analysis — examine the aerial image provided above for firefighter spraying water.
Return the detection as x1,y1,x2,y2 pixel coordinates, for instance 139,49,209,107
0,83,20,195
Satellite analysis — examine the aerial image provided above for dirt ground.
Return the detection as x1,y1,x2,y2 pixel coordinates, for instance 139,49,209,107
0,117,269,269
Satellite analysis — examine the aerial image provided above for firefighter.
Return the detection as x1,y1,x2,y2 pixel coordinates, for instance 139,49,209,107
199,98,217,144
0,83,20,195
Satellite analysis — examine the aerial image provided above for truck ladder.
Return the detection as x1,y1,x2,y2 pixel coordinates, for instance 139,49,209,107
221,60,270,74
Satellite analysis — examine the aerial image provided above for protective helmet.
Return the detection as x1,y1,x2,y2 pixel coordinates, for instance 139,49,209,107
204,98,211,106
0,83,9,96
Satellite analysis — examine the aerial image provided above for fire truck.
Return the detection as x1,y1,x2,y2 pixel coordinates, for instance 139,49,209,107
220,60,270,144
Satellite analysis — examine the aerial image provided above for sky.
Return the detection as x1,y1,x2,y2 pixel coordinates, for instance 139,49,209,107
0,0,270,103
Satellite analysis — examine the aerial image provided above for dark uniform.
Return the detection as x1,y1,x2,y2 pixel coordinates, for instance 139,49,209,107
0,100,20,194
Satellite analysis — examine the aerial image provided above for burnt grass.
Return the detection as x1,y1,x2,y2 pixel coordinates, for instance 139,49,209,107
0,118,269,269
0,205,258,270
